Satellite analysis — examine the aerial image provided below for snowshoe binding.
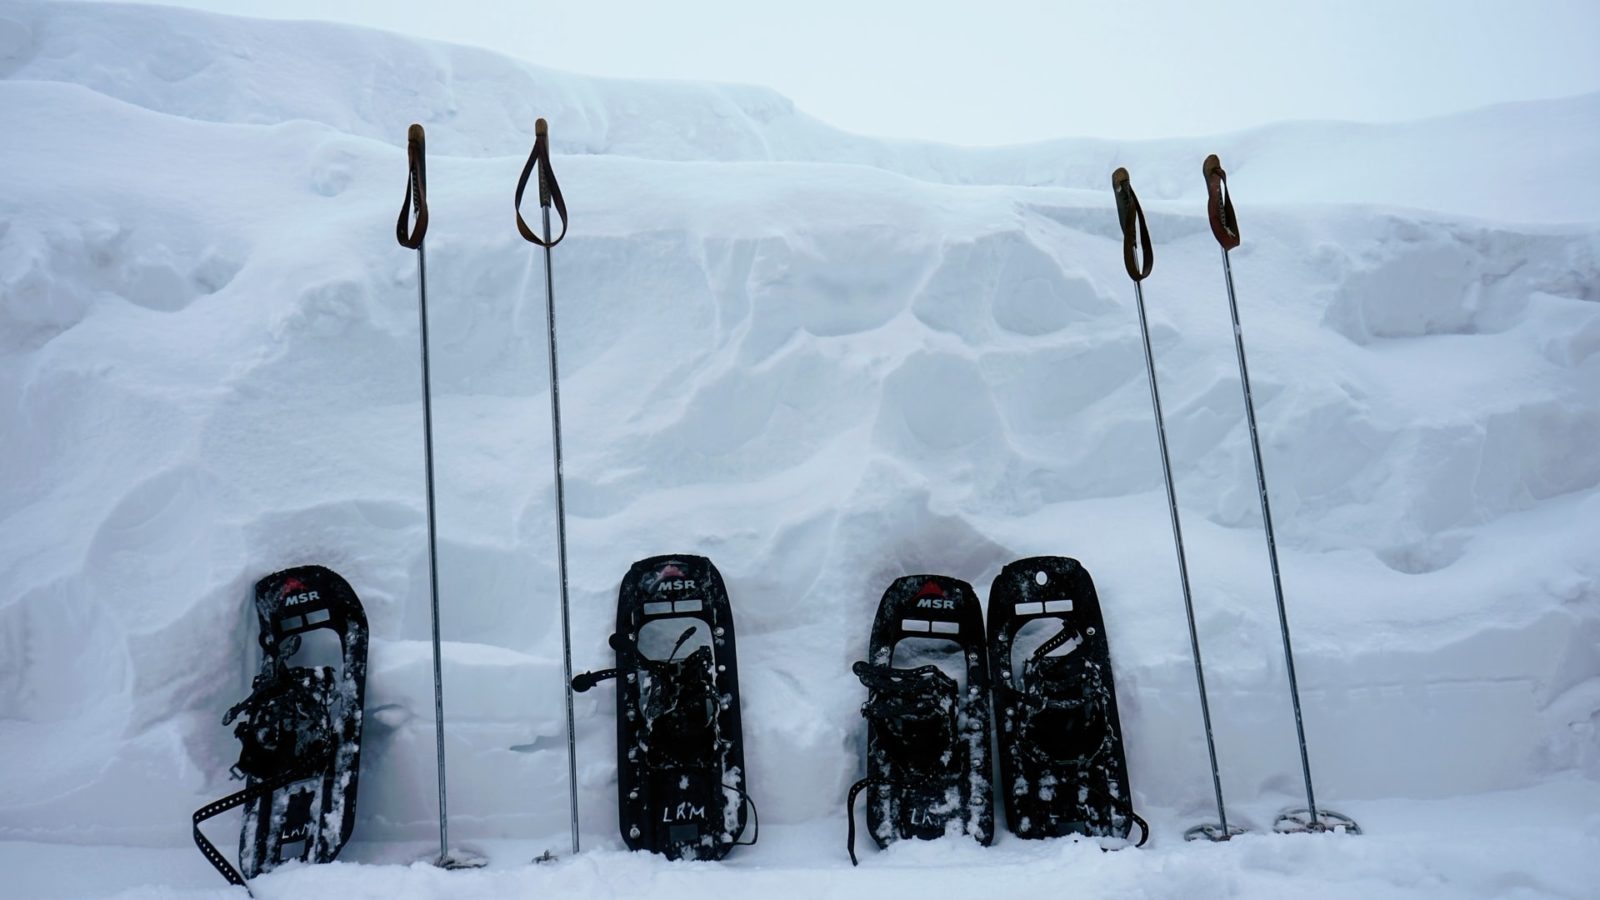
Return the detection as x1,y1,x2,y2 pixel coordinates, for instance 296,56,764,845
988,557,1145,845
572,555,755,860
193,565,368,891
847,575,993,864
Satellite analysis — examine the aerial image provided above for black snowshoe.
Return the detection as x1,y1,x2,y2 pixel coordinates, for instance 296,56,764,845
572,555,755,860
988,557,1146,845
193,566,368,890
847,575,993,864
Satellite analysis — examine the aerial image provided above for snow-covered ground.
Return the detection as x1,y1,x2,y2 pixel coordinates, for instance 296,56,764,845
2,2,1598,897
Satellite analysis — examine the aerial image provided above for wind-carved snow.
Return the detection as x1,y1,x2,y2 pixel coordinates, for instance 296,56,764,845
0,1,1598,897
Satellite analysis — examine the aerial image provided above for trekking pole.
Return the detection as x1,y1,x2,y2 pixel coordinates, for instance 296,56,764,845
515,118,579,856
397,125,484,869
1111,168,1243,842
1202,155,1359,835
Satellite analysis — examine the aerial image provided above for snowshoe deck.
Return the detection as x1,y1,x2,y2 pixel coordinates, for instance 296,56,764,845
573,554,753,860
848,574,993,863
194,565,368,888
988,557,1142,843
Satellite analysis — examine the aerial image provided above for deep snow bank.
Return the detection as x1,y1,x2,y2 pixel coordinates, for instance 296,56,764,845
0,0,1597,873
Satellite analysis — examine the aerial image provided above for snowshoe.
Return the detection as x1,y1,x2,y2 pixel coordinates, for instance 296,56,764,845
572,555,755,860
847,574,993,864
193,565,368,889
988,557,1145,845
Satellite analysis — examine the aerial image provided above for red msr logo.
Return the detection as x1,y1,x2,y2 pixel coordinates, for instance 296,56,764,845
914,580,954,610
652,564,696,592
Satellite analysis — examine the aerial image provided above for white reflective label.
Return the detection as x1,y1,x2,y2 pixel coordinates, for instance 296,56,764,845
1044,600,1074,613
644,601,673,616
901,619,933,633
930,621,960,635
674,599,704,613
1015,602,1044,616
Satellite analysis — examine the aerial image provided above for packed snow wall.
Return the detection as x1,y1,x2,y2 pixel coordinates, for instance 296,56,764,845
1,1,1598,848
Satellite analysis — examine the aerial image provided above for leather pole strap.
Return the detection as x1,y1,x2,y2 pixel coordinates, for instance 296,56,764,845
1111,167,1153,283
396,124,429,249
1203,154,1240,251
515,118,569,247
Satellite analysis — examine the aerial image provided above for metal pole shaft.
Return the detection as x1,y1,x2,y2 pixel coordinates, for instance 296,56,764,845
1218,248,1318,821
540,205,582,856
1131,281,1231,834
416,245,452,863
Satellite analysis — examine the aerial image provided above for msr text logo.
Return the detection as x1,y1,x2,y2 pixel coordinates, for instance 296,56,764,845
915,597,955,610
285,590,321,607
654,579,697,592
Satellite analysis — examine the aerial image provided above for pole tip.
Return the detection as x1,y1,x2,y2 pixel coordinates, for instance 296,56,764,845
408,123,425,143
1111,166,1130,188
1203,154,1223,177
535,117,548,137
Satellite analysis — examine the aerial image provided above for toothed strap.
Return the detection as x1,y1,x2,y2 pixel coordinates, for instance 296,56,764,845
845,776,897,866
192,764,316,893
1030,622,1078,663
571,668,617,692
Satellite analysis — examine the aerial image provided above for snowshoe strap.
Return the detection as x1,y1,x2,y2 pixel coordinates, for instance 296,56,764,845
1080,780,1150,848
853,661,959,775
1056,780,1150,848
515,118,569,248
192,764,316,894
1030,622,1078,663
640,645,717,767
1203,154,1240,251
575,626,697,691
1017,639,1110,767
396,123,428,249
725,781,760,851
851,660,953,695
571,667,617,693
1112,167,1153,282
224,668,336,782
844,776,897,866
1130,809,1150,847
574,631,634,691
662,625,697,663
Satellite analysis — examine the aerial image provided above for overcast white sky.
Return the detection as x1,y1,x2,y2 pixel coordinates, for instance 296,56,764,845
98,0,1600,145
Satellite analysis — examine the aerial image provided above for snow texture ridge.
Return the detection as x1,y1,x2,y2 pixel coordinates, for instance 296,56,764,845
0,1,1598,895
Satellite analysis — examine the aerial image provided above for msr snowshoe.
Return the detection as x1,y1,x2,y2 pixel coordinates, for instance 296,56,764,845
193,565,368,889
988,557,1145,845
572,555,755,860
847,575,993,864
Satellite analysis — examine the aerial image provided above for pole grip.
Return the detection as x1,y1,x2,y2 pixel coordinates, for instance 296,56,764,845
516,117,568,247
1112,167,1153,282
396,123,429,249
536,118,552,208
1203,154,1240,250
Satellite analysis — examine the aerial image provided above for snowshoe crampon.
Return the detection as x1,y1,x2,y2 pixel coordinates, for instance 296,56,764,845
192,566,368,889
572,555,755,860
988,557,1145,845
847,575,993,864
